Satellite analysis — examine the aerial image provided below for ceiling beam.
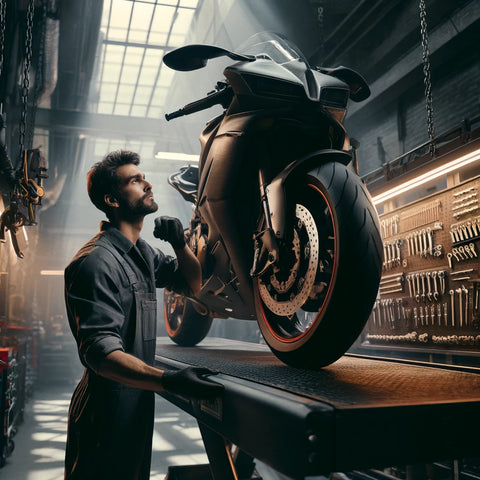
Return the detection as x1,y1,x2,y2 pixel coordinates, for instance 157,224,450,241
35,108,164,139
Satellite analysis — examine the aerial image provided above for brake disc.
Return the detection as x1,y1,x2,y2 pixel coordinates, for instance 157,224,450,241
259,204,319,316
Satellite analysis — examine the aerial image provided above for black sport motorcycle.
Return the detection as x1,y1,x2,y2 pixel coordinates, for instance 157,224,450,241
162,33,383,369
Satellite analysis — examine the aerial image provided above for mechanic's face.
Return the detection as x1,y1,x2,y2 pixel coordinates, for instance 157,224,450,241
114,163,158,219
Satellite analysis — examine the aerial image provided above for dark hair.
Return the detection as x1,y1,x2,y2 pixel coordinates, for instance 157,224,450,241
87,150,140,220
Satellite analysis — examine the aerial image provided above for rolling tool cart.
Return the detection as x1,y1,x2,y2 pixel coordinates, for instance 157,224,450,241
0,346,16,468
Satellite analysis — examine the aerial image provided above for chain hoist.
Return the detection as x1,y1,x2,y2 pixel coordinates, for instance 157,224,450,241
419,0,436,157
0,0,47,259
18,0,35,161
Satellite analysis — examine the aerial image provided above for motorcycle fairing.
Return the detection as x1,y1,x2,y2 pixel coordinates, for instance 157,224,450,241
265,149,352,239
224,59,352,105
193,106,352,319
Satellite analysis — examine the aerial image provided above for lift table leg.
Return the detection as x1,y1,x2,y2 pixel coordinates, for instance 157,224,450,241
198,421,239,480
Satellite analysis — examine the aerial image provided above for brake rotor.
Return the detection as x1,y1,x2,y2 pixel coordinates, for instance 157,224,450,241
259,204,319,316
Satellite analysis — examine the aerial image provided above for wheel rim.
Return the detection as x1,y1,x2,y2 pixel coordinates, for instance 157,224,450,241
257,183,337,341
164,291,186,336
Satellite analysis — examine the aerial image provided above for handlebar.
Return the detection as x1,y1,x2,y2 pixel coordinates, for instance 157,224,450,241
165,83,233,121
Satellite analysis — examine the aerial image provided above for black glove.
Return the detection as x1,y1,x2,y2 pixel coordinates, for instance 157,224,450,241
153,216,186,250
161,366,223,399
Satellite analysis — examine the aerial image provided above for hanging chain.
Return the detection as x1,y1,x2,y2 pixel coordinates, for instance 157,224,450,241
18,0,35,162
419,0,436,157
27,0,48,150
0,0,6,80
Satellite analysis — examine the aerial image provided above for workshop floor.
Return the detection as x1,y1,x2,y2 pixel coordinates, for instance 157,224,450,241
1,373,289,480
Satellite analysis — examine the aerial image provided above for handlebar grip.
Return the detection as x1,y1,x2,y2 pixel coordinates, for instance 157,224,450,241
165,85,233,122
165,109,185,121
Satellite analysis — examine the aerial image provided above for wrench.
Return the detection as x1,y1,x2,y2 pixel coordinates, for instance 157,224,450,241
406,274,413,297
427,227,433,255
426,272,432,301
415,273,421,302
466,221,474,238
447,252,454,269
462,285,469,326
438,271,446,295
414,231,420,256
456,288,463,327
422,229,428,257
432,271,439,300
449,289,455,326
420,273,426,302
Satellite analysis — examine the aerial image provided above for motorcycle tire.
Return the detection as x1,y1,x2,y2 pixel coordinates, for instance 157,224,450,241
164,290,213,346
254,161,383,369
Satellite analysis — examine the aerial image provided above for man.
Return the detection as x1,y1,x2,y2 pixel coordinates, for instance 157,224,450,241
64,150,221,480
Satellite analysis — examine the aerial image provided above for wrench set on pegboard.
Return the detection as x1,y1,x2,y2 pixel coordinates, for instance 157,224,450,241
365,177,480,351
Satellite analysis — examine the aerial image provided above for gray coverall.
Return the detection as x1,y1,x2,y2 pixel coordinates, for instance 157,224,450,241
64,222,189,480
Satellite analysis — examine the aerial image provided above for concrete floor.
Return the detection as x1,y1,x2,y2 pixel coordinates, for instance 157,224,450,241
1,375,289,480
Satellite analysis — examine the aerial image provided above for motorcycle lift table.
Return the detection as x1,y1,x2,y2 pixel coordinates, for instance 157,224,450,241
155,338,480,480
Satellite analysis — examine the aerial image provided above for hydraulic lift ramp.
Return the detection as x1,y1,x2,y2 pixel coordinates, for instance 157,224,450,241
155,338,480,480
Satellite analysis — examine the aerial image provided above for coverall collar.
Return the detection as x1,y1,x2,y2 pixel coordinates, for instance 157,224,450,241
99,221,154,275
100,220,134,254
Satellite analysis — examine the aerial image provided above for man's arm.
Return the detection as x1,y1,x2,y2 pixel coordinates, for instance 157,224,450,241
154,216,201,296
96,350,165,390
97,350,223,398
173,245,201,297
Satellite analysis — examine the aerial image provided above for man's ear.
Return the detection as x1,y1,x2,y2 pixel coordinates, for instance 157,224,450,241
104,194,119,208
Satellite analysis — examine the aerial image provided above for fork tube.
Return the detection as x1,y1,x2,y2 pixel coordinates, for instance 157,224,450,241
259,169,273,230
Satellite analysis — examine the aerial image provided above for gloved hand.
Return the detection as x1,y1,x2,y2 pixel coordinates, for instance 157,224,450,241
153,216,186,250
161,366,223,399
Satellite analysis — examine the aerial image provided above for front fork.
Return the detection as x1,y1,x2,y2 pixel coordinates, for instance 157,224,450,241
250,169,282,278
249,148,353,278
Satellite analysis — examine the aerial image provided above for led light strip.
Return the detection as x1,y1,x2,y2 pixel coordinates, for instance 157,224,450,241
40,270,64,276
155,151,199,162
372,148,480,205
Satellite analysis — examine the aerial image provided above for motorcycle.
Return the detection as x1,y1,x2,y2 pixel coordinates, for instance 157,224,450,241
162,32,383,369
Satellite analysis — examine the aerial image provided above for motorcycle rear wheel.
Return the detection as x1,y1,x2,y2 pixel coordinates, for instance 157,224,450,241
254,162,383,368
164,290,213,346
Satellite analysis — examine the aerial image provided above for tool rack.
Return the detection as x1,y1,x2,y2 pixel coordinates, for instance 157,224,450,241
359,174,480,364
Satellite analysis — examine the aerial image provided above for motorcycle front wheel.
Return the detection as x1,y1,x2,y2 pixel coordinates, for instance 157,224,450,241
254,162,383,368
164,290,213,346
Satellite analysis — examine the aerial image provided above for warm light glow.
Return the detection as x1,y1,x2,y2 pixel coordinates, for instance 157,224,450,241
155,151,199,162
40,270,64,276
372,148,480,205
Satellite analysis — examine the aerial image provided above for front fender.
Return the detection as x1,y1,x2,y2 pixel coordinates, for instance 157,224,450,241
265,149,352,238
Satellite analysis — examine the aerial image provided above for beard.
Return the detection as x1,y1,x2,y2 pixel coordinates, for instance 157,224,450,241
118,192,158,220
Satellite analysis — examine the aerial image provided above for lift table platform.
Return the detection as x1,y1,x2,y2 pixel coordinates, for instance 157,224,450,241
155,338,480,479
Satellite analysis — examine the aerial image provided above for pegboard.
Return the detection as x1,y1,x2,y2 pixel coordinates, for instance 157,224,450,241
362,175,480,354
